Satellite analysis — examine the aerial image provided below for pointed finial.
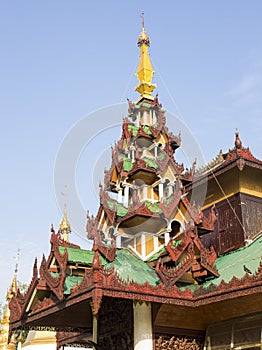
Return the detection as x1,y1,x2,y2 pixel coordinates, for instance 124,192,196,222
135,13,156,102
50,223,55,233
14,248,20,275
59,204,71,242
140,10,145,30
59,185,71,242
6,250,20,300
235,128,242,149
218,149,224,162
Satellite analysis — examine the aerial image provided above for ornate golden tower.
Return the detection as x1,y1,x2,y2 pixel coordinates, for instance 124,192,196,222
0,271,18,350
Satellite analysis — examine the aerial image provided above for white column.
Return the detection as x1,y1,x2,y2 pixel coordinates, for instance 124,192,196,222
152,110,156,124
144,110,148,124
118,188,123,203
149,109,152,124
143,186,147,201
131,148,135,160
165,230,170,245
137,111,140,125
124,186,129,207
133,301,153,350
116,235,121,248
154,145,158,157
159,183,164,201
141,234,146,258
154,236,158,250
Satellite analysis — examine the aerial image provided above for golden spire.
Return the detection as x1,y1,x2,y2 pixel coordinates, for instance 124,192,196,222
6,250,19,300
59,204,71,242
135,11,156,102
0,252,19,350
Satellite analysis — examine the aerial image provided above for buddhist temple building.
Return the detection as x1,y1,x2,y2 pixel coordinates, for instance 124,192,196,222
9,20,262,350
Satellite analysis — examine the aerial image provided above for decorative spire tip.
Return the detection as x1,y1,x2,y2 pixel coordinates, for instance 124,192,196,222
140,10,145,30
135,13,156,102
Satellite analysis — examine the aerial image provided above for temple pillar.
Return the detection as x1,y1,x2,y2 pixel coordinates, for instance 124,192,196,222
118,188,123,203
154,145,158,157
141,234,146,258
116,235,121,248
92,314,98,344
133,301,153,350
165,230,171,245
137,111,140,125
124,186,129,206
159,182,164,201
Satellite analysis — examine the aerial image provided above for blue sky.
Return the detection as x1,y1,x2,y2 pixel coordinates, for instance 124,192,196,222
1,1,262,301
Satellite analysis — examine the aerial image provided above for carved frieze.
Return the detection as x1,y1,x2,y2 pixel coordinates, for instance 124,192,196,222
155,335,203,350
98,297,133,350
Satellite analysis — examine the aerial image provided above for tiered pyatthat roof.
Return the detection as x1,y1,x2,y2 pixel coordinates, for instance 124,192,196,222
82,23,218,284
88,92,216,265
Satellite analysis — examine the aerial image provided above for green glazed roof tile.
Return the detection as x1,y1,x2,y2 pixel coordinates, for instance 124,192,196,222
143,157,158,169
146,247,166,262
202,234,262,288
58,246,107,266
127,124,138,137
64,275,83,295
59,234,262,295
142,125,152,135
141,102,152,108
123,158,133,171
116,203,128,217
144,201,162,214
107,248,160,286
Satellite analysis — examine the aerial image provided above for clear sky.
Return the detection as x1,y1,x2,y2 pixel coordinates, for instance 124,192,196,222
1,1,262,302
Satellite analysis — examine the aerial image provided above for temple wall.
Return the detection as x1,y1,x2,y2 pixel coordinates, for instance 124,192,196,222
202,192,262,255
97,297,133,350
204,312,262,349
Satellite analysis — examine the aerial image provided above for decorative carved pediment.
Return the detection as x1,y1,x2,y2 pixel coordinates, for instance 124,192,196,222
197,205,217,232
166,229,192,262
159,185,182,219
9,258,38,324
86,212,101,242
181,197,201,223
32,294,57,314
40,246,68,301
86,211,116,262
158,226,219,286
98,188,117,225
95,242,116,263
156,242,195,287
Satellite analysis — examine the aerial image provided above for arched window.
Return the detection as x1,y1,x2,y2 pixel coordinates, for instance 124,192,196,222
170,221,181,238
